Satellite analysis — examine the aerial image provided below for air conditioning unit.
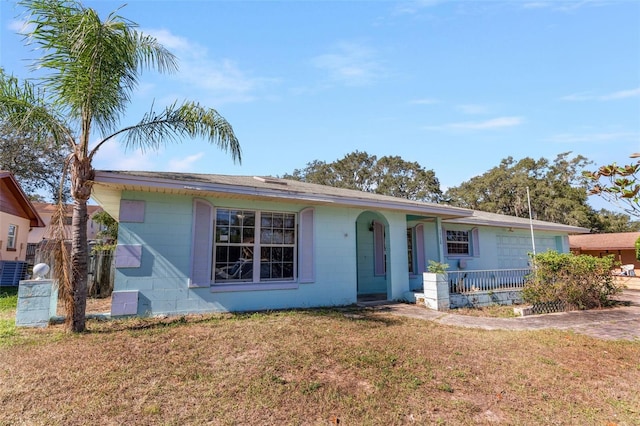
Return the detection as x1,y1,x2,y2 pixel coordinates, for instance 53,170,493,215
0,261,29,286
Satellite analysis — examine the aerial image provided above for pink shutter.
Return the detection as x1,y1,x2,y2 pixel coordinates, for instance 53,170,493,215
374,221,385,276
119,200,145,222
472,227,480,257
189,199,213,288
298,208,315,283
415,224,426,273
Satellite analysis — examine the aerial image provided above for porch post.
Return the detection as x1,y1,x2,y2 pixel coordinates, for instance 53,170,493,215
435,217,445,263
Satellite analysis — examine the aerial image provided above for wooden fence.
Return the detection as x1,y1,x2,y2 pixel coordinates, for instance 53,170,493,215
33,245,114,297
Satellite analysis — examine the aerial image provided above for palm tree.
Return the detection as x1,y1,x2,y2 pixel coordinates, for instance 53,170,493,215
0,0,241,332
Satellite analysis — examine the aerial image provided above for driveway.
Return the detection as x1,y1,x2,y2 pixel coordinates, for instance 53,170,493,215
372,289,640,341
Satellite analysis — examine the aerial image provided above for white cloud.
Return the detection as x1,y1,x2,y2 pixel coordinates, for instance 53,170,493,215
601,87,640,100
179,59,266,103
456,104,490,114
547,131,640,143
8,19,32,34
142,27,276,104
522,2,549,9
560,87,640,101
521,1,609,12
311,42,383,87
145,28,192,52
168,152,205,172
92,141,158,171
393,0,446,15
426,116,524,131
559,91,594,101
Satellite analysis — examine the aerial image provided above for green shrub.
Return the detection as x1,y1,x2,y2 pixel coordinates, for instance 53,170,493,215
427,260,449,274
636,236,640,261
523,251,620,310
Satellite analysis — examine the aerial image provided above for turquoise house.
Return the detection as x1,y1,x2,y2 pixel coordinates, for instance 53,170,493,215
91,171,589,316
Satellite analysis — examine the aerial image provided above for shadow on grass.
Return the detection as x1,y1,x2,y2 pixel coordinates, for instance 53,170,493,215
82,306,402,334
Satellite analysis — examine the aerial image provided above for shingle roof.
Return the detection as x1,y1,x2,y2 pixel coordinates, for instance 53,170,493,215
92,170,589,233
444,210,589,233
569,232,640,250
93,170,473,219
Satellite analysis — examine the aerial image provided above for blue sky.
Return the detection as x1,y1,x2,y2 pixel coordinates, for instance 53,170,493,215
1,0,639,204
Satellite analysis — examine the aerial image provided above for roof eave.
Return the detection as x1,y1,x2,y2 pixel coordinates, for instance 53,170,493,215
443,217,590,234
0,172,46,227
93,171,473,219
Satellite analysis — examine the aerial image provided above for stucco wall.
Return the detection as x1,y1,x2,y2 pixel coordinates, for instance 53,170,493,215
443,225,566,272
111,190,576,316
113,192,412,315
0,211,30,261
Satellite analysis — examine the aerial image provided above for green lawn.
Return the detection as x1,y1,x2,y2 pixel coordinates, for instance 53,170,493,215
0,286,18,340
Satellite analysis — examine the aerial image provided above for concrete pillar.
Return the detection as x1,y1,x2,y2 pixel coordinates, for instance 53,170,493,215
422,272,449,311
15,280,58,327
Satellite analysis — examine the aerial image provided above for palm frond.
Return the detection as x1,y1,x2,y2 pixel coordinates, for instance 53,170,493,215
93,101,242,163
20,0,178,136
43,201,74,328
0,70,72,147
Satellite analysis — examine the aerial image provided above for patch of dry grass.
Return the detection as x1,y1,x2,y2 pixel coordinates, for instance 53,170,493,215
452,304,519,318
1,308,639,425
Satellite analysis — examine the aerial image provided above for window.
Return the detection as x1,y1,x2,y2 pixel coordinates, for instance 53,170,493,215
444,228,479,257
260,212,296,281
7,224,17,250
446,230,469,255
407,229,414,273
213,209,296,283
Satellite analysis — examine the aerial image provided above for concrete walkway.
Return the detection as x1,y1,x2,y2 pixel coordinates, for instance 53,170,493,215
366,289,640,341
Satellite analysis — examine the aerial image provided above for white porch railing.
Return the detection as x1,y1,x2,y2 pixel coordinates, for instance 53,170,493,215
448,269,532,294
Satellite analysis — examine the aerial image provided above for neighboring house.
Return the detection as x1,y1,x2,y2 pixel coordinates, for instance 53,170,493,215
28,202,104,244
91,170,589,317
26,203,104,269
569,232,640,273
0,172,45,285
0,171,45,261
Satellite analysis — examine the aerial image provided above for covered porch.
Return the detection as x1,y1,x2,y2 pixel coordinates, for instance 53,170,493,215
411,268,532,310
448,268,531,294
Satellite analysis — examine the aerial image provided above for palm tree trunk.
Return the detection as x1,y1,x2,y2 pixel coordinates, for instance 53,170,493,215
70,198,89,332
69,155,95,332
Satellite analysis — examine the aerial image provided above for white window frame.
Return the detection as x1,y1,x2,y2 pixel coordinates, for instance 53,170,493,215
444,228,479,258
7,224,17,250
213,209,297,284
446,230,470,255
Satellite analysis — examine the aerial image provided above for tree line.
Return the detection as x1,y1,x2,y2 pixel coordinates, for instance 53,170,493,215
4,131,637,233
283,150,638,233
